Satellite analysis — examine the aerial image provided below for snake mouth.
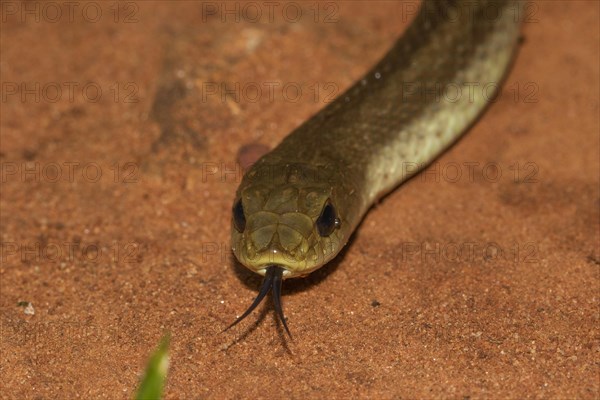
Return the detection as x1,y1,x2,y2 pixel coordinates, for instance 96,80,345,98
224,265,291,337
256,265,294,278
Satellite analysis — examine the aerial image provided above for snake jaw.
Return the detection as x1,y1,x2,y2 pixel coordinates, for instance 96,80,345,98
224,265,292,338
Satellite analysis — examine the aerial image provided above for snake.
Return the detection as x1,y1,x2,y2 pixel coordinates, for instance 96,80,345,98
227,0,524,336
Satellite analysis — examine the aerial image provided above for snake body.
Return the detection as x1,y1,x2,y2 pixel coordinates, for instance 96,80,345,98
227,0,523,333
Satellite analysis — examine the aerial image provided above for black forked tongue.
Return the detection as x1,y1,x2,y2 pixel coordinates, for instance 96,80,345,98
224,265,291,337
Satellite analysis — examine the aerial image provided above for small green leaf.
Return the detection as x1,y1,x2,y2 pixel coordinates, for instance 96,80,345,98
135,334,170,400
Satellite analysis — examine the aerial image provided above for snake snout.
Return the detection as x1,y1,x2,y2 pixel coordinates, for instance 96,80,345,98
247,211,313,254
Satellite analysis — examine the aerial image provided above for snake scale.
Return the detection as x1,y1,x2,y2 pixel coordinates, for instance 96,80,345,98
227,0,524,335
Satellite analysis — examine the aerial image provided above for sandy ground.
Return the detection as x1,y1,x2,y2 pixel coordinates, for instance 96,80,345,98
1,1,598,398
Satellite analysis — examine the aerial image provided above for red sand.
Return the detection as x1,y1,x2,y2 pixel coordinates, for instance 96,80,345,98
1,1,598,398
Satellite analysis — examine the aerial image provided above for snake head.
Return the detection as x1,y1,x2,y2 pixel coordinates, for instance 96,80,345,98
231,161,359,279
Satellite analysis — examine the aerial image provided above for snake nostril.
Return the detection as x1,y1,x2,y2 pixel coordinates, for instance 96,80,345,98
245,241,256,259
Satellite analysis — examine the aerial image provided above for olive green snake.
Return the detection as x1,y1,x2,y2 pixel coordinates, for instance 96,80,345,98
226,0,524,335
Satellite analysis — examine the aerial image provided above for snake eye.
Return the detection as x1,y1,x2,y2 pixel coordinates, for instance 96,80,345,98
316,201,340,237
233,199,246,232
